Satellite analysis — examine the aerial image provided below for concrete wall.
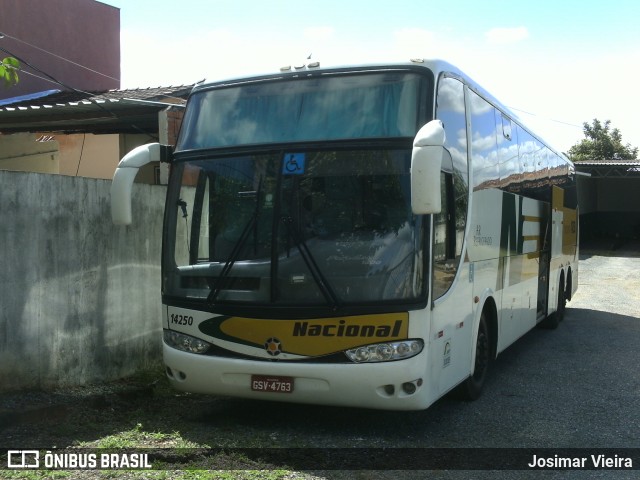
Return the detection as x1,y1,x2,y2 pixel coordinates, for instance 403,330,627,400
57,134,120,179
577,176,640,240
577,176,597,215
596,178,640,212
0,133,60,174
0,170,166,391
0,132,159,184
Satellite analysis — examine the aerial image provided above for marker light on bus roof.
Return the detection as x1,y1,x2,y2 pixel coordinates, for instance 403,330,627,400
345,340,423,363
280,62,320,72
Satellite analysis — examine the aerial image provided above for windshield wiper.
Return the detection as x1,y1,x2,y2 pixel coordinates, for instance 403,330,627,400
208,178,262,304
207,211,258,304
281,215,341,309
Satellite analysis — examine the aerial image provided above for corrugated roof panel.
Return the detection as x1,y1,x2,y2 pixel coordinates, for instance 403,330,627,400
0,89,61,107
0,85,193,112
0,84,193,134
576,161,640,166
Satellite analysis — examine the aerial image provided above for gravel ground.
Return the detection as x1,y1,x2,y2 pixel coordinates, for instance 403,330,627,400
1,242,639,479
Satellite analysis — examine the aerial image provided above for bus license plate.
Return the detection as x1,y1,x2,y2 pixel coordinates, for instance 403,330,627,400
251,375,294,393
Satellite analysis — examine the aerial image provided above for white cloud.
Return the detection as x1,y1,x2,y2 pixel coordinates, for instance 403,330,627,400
484,27,529,45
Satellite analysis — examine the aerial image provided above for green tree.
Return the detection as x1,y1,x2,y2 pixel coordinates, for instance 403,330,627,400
568,119,638,161
0,56,19,87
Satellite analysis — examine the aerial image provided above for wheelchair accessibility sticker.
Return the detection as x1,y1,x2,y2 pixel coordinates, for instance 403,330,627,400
282,153,305,175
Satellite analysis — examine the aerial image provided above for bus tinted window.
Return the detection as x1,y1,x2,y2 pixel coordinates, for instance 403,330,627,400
434,76,469,298
468,89,499,191
177,73,424,150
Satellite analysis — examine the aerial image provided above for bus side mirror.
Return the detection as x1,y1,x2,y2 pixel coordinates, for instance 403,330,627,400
111,143,161,225
411,120,446,215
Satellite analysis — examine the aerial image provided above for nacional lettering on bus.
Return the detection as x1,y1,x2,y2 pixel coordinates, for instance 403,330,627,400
292,319,403,338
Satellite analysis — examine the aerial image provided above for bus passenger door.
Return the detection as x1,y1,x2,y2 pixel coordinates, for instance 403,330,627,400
431,171,473,396
536,203,551,321
430,74,473,396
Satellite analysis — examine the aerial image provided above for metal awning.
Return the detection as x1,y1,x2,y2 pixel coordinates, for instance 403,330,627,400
575,161,640,178
0,89,61,106
0,85,193,134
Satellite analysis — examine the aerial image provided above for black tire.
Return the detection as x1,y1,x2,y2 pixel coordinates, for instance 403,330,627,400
565,273,572,302
540,278,565,329
557,281,566,322
457,311,490,401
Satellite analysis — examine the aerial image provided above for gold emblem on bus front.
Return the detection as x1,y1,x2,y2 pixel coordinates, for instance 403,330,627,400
264,337,282,356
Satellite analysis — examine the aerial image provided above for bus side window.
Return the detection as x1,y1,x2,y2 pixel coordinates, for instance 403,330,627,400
434,74,469,300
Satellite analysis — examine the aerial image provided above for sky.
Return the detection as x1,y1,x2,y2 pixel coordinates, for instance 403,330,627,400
99,0,640,154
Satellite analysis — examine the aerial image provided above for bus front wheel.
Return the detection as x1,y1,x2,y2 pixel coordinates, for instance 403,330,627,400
457,311,490,401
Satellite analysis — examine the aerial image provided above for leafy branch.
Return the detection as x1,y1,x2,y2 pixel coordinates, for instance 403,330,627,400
0,56,20,87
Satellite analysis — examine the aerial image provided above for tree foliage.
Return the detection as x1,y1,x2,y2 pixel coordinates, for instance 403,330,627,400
568,119,638,162
0,56,20,87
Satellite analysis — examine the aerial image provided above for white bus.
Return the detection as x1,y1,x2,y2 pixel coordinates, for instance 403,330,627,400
111,59,578,411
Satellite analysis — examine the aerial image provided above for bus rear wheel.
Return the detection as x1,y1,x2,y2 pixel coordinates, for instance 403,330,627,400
540,277,565,329
457,311,490,401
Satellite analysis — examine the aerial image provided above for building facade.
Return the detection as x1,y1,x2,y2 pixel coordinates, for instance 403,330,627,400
0,0,120,101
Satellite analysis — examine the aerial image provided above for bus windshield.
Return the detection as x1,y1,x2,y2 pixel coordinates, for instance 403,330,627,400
176,72,423,150
164,149,426,308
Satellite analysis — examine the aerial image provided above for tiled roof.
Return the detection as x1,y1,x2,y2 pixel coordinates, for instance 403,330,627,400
575,160,640,166
575,160,640,178
0,85,193,110
0,85,194,134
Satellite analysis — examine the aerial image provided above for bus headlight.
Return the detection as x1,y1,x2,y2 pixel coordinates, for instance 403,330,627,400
163,329,211,354
345,339,423,363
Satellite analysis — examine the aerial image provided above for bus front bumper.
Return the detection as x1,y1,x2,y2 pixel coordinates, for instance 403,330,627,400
163,344,433,411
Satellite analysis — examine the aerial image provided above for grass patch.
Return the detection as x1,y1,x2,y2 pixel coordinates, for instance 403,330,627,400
77,423,203,449
0,472,72,480
93,471,297,480
2,367,320,479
